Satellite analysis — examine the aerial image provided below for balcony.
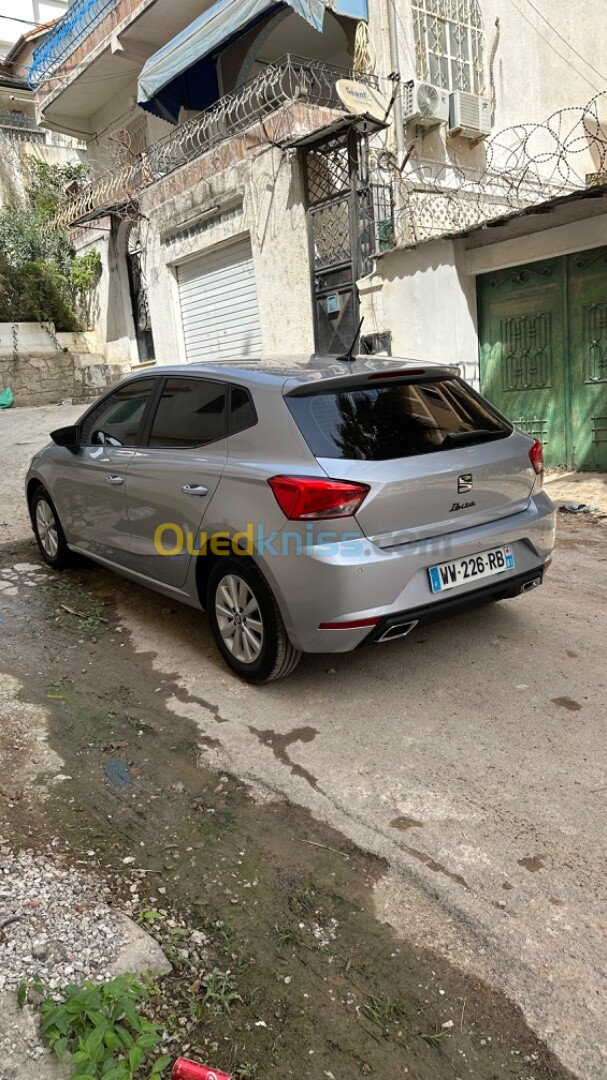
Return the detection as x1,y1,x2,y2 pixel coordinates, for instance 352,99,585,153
55,56,378,226
28,0,121,89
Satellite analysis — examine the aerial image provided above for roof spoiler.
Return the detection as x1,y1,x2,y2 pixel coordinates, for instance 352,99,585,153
283,365,461,396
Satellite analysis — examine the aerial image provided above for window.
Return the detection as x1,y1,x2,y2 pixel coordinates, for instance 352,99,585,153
286,378,510,462
412,0,484,95
229,385,257,435
148,378,227,448
80,379,156,447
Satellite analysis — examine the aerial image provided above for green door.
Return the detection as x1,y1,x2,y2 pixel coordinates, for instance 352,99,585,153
478,258,568,468
479,249,607,470
568,248,607,470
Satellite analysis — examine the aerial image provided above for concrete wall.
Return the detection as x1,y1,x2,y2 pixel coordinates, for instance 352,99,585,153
359,239,480,386
71,220,141,367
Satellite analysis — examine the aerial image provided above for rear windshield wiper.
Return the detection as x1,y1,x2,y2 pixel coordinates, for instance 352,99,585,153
442,428,505,448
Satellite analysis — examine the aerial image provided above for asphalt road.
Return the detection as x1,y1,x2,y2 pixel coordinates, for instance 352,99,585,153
2,404,606,1079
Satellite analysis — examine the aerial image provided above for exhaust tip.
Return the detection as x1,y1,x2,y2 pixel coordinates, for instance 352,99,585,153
377,620,419,643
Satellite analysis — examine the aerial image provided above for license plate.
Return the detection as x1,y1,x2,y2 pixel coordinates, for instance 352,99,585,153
428,545,515,594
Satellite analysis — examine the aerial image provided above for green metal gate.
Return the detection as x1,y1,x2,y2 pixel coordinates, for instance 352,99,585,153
478,248,607,470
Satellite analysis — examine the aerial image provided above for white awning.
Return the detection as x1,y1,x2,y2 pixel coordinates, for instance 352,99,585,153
138,0,368,122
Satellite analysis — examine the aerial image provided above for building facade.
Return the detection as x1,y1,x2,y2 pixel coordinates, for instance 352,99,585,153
29,0,607,467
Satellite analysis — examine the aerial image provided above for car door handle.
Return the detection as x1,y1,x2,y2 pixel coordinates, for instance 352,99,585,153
106,474,124,486
182,484,209,496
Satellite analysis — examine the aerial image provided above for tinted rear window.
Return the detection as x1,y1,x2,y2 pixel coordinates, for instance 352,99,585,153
286,378,510,461
229,385,257,435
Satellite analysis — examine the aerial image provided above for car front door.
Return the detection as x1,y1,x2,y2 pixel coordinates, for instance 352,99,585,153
125,376,228,588
54,378,158,562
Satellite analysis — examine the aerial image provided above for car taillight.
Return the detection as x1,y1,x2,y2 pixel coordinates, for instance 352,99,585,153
529,439,544,476
268,476,369,520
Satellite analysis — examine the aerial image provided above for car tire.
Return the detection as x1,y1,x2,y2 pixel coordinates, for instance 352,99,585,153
207,557,302,683
31,487,73,570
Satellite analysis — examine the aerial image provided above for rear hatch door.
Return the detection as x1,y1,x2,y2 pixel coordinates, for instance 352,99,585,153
285,372,535,548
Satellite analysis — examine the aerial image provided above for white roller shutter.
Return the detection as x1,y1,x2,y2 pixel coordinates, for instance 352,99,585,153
177,237,262,362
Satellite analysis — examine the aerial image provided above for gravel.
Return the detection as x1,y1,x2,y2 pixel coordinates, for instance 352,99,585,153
0,847,125,993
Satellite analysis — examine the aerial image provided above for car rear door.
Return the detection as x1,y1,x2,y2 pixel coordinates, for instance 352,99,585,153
124,375,228,588
55,378,158,561
285,374,537,549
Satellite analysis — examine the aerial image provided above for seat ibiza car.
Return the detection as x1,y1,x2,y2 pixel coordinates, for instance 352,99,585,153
26,357,555,682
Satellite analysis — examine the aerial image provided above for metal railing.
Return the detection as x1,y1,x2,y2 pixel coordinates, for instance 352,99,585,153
28,0,120,88
0,112,45,143
0,111,37,128
56,56,374,226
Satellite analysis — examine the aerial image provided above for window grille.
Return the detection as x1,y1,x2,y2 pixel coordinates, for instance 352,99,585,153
412,0,484,95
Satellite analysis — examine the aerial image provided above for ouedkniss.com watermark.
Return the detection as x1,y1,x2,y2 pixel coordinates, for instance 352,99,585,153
154,523,365,558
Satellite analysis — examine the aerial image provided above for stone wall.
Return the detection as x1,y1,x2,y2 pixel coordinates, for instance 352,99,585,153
0,323,132,407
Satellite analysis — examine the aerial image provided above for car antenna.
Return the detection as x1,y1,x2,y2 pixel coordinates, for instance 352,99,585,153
337,316,364,363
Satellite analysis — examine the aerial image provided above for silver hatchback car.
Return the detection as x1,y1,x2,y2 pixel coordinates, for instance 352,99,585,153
26,357,555,682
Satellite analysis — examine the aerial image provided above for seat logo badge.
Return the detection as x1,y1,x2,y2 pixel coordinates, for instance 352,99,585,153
458,473,473,493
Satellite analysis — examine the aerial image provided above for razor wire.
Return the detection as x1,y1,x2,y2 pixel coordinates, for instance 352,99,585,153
386,90,607,246
52,60,607,253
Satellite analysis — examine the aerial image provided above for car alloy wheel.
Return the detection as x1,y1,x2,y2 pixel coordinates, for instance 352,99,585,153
207,557,301,682
214,573,264,664
35,497,59,560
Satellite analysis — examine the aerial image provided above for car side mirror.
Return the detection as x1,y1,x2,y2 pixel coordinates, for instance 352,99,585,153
50,424,80,451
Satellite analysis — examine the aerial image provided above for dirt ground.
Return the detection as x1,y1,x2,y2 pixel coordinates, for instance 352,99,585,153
1,406,606,1079
0,554,574,1080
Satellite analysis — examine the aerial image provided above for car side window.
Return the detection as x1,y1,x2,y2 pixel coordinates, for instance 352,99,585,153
148,377,227,448
80,379,157,447
229,385,257,435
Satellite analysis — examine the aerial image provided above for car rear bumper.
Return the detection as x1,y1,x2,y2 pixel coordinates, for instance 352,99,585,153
362,566,546,645
259,491,556,653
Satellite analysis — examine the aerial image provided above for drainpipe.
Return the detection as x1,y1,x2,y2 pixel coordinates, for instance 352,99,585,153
386,0,405,161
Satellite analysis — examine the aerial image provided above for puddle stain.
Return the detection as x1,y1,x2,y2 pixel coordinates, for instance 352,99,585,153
518,855,545,873
249,726,320,792
551,696,582,712
390,815,424,831
173,689,231,724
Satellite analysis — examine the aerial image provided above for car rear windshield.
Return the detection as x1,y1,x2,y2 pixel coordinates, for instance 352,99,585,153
286,377,511,461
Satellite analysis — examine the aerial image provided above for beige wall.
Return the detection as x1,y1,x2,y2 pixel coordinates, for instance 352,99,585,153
139,143,315,363
359,238,480,384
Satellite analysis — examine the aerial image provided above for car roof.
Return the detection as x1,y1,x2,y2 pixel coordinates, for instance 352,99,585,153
126,355,460,391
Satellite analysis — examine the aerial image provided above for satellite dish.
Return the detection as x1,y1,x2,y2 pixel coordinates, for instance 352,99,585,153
335,79,392,127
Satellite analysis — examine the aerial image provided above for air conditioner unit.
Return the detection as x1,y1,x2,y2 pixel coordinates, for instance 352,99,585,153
402,79,450,127
449,91,492,139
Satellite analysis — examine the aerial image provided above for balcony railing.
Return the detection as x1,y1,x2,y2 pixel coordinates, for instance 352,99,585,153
28,0,120,88
55,56,376,226
0,112,46,143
